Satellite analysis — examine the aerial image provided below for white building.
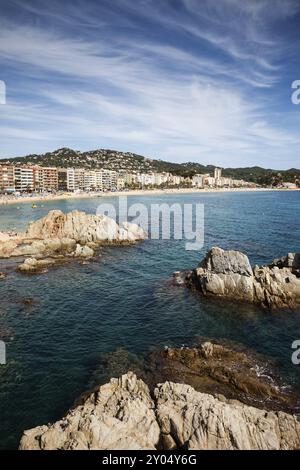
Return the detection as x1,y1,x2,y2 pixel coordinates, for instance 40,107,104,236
14,167,34,191
101,169,117,190
192,174,206,188
137,173,155,186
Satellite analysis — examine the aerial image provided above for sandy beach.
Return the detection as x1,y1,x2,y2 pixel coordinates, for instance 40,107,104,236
0,186,298,206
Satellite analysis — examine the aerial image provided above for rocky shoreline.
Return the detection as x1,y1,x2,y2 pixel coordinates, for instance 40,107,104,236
174,247,300,310
0,209,146,274
19,341,300,450
19,369,300,450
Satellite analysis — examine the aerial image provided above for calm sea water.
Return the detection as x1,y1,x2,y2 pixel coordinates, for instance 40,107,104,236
0,190,299,449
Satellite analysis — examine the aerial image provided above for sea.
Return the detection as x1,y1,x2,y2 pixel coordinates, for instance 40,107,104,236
0,190,299,449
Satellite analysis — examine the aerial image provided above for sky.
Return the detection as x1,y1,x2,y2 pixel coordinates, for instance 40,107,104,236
0,0,300,169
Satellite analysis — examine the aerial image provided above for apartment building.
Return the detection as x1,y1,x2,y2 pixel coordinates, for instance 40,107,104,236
0,163,15,192
41,167,58,191
101,169,117,190
14,166,34,192
74,168,85,191
84,170,97,191
58,168,75,191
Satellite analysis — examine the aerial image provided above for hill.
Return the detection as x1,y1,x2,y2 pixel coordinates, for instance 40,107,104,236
2,147,299,185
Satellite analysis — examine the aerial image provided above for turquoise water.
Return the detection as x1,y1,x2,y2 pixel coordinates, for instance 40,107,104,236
0,190,299,449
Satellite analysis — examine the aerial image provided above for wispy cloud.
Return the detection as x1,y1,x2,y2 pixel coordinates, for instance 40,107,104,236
0,0,299,168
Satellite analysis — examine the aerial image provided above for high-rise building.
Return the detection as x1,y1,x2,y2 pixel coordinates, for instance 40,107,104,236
214,167,222,179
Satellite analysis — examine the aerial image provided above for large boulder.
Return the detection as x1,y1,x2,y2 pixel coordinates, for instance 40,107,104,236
181,247,300,309
200,247,253,276
25,210,146,244
0,210,146,273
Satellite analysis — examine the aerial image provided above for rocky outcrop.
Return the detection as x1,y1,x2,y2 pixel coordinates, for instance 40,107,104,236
19,372,300,451
155,382,300,450
0,210,146,273
20,372,160,450
177,247,300,309
25,210,145,244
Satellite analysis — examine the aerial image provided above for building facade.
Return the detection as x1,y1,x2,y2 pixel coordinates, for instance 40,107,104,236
0,164,15,192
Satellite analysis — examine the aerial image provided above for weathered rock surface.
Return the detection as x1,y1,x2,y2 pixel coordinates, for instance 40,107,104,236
155,381,300,450
145,341,299,414
25,210,145,244
19,372,300,451
0,210,145,273
20,372,160,450
179,247,300,309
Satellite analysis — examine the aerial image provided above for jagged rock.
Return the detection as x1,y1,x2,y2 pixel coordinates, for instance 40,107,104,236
181,247,300,309
19,372,300,451
25,210,145,244
0,210,145,273
269,253,300,276
19,372,160,450
155,381,300,450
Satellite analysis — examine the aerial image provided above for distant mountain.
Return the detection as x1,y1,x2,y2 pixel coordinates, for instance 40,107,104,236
2,147,300,185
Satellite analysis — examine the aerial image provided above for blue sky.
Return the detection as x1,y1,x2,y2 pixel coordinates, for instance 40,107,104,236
0,0,300,168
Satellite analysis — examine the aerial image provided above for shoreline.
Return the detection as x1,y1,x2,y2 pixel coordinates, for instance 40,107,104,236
0,186,299,206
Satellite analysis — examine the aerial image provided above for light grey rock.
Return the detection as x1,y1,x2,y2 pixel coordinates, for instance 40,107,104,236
25,210,146,244
184,247,300,309
155,381,300,450
200,247,253,277
0,210,145,273
19,372,160,450
74,244,94,258
19,373,300,451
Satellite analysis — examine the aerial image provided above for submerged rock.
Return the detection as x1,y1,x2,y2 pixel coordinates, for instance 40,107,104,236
179,247,300,310
19,372,300,451
145,341,299,414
